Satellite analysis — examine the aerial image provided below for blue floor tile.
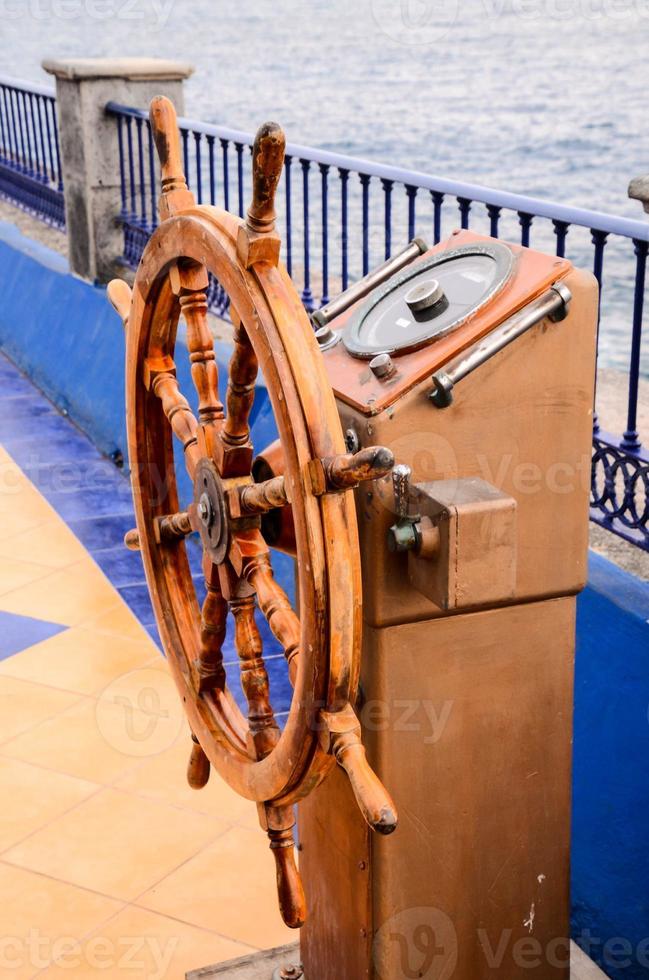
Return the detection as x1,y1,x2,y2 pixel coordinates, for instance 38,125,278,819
68,514,135,552
0,610,67,660
118,583,156,626
92,546,146,589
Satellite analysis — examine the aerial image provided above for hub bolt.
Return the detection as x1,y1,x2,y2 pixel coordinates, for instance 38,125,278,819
198,493,213,527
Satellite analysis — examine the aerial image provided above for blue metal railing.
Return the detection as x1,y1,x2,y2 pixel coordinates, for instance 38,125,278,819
0,75,65,229
106,102,649,552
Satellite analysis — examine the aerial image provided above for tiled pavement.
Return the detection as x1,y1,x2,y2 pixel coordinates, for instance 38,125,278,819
0,351,609,978
0,353,295,977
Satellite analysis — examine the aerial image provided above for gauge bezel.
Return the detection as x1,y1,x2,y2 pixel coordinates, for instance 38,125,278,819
342,242,515,359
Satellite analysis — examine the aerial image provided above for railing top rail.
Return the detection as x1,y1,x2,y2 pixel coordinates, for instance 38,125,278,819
106,100,649,243
0,74,56,99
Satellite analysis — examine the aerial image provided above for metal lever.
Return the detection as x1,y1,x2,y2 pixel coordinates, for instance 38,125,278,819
429,281,572,408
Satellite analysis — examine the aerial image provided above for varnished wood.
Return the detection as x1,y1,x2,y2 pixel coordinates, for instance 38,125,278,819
124,528,140,551
196,558,228,694
118,100,393,932
107,278,132,327
149,95,195,220
223,311,258,447
187,733,211,789
231,594,280,760
320,704,397,835
150,371,200,475
154,510,193,543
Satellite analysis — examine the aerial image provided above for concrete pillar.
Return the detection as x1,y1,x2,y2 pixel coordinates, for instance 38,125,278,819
42,57,193,283
628,174,649,215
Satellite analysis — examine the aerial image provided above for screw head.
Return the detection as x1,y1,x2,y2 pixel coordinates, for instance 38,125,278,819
345,428,360,453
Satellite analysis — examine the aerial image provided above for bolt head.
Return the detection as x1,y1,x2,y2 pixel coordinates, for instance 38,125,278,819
198,493,213,526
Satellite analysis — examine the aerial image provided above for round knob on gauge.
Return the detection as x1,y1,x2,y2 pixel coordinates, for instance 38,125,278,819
369,353,396,380
405,278,445,314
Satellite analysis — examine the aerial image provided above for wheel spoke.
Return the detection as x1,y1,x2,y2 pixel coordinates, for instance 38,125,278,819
223,310,258,447
230,594,280,760
155,510,194,543
244,552,300,685
170,261,225,431
149,368,200,477
195,557,228,694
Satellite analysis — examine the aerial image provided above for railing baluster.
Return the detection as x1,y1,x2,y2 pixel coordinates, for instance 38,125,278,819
18,90,32,175
552,219,569,258
487,203,501,238
194,131,203,205
518,211,533,247
360,173,370,277
431,190,444,244
181,128,189,189
284,155,292,278
319,162,330,307
621,239,647,453
10,89,24,171
458,196,472,229
207,134,216,205
50,97,62,191
220,138,230,212
116,115,127,218
34,95,48,184
406,184,417,242
0,87,8,163
590,228,609,434
26,94,40,180
382,178,393,260
300,158,313,310
147,120,157,228
136,117,146,227
42,96,55,184
125,116,136,221
340,168,349,290
235,142,244,217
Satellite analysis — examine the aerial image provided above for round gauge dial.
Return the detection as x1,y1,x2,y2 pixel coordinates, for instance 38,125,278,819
343,242,514,358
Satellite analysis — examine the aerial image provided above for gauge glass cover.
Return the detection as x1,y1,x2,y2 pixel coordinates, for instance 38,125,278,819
343,242,514,358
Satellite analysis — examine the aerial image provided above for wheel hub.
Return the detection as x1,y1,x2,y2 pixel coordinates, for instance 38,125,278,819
193,459,229,564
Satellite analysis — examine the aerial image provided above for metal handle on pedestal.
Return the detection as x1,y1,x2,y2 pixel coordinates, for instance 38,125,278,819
311,237,429,330
429,281,572,408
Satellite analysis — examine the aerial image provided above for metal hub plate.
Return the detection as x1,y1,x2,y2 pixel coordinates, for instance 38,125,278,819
343,241,515,358
193,458,229,565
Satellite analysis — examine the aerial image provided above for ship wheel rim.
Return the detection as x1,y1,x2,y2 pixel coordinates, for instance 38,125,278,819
126,206,361,806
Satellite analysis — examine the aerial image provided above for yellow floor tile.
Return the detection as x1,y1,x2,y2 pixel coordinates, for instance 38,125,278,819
0,862,123,979
0,557,121,627
84,600,156,644
0,626,158,696
0,695,166,784
0,675,82,744
0,517,88,568
114,731,254,823
0,757,99,852
4,787,227,902
137,826,297,949
0,555,54,596
37,905,253,979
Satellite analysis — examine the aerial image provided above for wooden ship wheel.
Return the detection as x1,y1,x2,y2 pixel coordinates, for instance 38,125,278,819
107,97,398,929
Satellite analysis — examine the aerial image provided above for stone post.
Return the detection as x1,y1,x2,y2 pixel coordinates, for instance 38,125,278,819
628,174,649,215
42,57,193,283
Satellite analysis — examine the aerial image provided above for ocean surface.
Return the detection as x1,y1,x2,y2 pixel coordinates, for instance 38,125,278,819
0,0,647,377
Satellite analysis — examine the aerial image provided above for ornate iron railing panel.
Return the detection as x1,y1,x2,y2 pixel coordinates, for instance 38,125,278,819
0,75,64,229
106,101,649,551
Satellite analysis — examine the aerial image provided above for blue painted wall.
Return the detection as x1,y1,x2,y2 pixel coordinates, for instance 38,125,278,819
1,222,648,976
572,553,649,979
